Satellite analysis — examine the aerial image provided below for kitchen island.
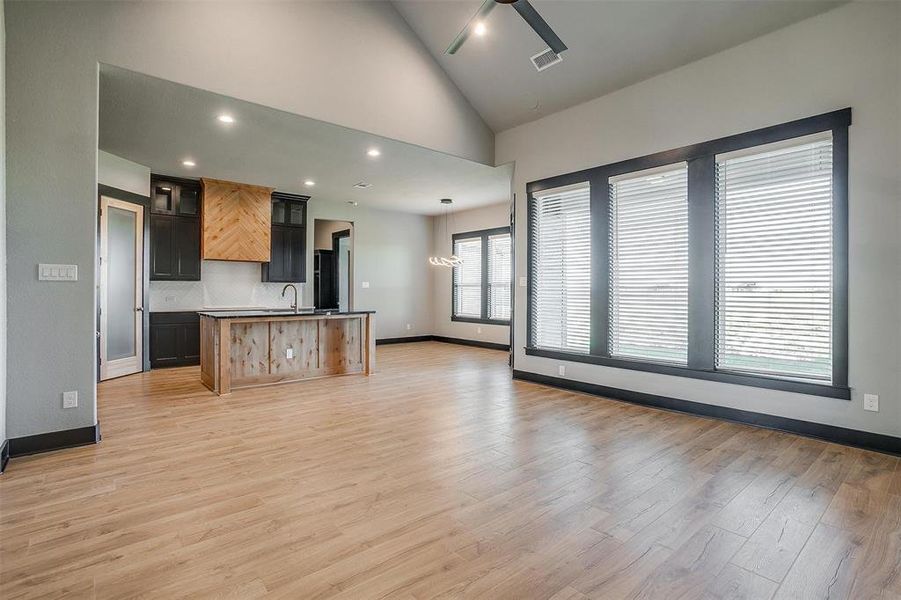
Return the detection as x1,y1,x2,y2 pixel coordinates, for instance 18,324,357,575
198,310,375,395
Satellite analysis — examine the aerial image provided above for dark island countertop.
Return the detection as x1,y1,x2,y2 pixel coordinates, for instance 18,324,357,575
197,309,376,319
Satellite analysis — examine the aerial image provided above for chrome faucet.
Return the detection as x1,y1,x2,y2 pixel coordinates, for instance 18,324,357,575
281,284,298,313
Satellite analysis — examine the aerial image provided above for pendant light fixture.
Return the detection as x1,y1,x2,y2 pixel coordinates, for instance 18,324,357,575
429,199,463,268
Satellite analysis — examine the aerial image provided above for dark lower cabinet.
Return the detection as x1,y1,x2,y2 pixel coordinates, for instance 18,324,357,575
150,312,200,368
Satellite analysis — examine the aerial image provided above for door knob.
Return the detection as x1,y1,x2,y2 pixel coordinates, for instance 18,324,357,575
135,307,144,312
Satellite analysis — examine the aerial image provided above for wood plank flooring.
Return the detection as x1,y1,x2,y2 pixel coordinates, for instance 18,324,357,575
1,342,900,599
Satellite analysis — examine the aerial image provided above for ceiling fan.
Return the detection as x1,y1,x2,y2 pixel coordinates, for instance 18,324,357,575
445,0,567,56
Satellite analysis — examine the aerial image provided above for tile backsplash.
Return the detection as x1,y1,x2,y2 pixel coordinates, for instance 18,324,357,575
150,261,306,311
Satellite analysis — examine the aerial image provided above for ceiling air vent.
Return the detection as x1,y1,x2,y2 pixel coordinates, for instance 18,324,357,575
531,48,562,72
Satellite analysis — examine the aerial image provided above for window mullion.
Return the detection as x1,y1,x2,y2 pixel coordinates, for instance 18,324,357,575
590,173,610,357
688,155,716,371
831,126,849,387
481,234,489,320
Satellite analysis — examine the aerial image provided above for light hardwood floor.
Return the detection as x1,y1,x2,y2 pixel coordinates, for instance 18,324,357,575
1,342,900,599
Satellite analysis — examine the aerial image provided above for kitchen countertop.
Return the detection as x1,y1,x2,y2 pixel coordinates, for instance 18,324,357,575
197,309,376,318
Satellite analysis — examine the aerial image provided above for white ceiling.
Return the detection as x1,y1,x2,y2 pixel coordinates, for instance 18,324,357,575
393,0,844,132
99,65,511,215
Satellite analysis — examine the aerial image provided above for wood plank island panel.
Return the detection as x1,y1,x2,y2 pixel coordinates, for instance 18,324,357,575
199,311,375,395
200,177,274,262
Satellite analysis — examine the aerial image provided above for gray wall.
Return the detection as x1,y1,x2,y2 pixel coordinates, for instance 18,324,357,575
5,1,490,439
0,0,6,446
497,2,901,437
98,151,150,197
431,202,511,345
314,220,353,251
307,201,433,340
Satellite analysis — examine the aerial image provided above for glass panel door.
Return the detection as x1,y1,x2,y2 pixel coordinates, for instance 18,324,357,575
100,197,144,380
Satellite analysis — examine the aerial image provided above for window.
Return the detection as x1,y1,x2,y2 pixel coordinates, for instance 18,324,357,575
609,164,689,364
452,227,511,324
715,133,833,381
526,108,849,399
529,183,591,353
488,233,512,321
453,238,482,318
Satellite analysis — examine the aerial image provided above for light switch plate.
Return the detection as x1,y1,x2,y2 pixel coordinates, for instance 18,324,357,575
864,393,879,412
519,277,527,287
62,390,78,409
39,263,78,281
286,347,294,359
361,281,370,289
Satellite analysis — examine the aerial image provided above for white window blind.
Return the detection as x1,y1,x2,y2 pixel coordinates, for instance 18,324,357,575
530,183,591,353
715,132,833,381
609,164,689,364
488,233,512,321
453,238,482,318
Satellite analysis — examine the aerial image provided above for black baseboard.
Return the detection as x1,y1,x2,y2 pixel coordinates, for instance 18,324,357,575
376,335,509,351
0,440,8,474
513,370,901,457
432,336,510,351
377,335,434,345
8,424,101,459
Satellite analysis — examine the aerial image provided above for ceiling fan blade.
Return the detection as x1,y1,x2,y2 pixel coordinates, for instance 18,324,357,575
510,0,567,55
446,0,497,55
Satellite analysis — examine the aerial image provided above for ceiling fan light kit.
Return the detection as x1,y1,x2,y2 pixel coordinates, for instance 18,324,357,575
446,0,568,63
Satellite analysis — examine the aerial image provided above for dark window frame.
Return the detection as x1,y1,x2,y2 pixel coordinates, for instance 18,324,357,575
525,108,851,400
452,226,512,326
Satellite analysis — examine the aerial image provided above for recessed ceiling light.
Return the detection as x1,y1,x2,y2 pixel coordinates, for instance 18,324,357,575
366,148,381,158
474,22,487,36
353,182,372,189
217,114,235,124
304,180,315,187
182,159,196,167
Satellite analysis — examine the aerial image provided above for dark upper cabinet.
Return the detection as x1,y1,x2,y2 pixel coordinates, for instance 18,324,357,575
150,215,176,279
150,177,201,216
262,192,308,283
174,217,201,279
150,175,202,281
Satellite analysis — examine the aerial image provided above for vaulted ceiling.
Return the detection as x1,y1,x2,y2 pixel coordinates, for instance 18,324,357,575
393,0,844,132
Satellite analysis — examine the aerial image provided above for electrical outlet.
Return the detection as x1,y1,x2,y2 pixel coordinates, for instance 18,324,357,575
864,393,879,412
62,390,78,409
361,281,370,289
558,365,566,377
477,326,482,334
406,323,412,331
286,347,294,359
519,276,527,287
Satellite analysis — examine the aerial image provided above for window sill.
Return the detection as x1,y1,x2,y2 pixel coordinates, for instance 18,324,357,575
452,316,511,326
524,347,850,400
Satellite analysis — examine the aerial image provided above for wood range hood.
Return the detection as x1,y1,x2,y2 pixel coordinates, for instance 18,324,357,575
201,177,274,262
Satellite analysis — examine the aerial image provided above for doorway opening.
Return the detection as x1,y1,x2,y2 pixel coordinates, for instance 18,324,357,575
313,219,353,311
99,194,146,380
